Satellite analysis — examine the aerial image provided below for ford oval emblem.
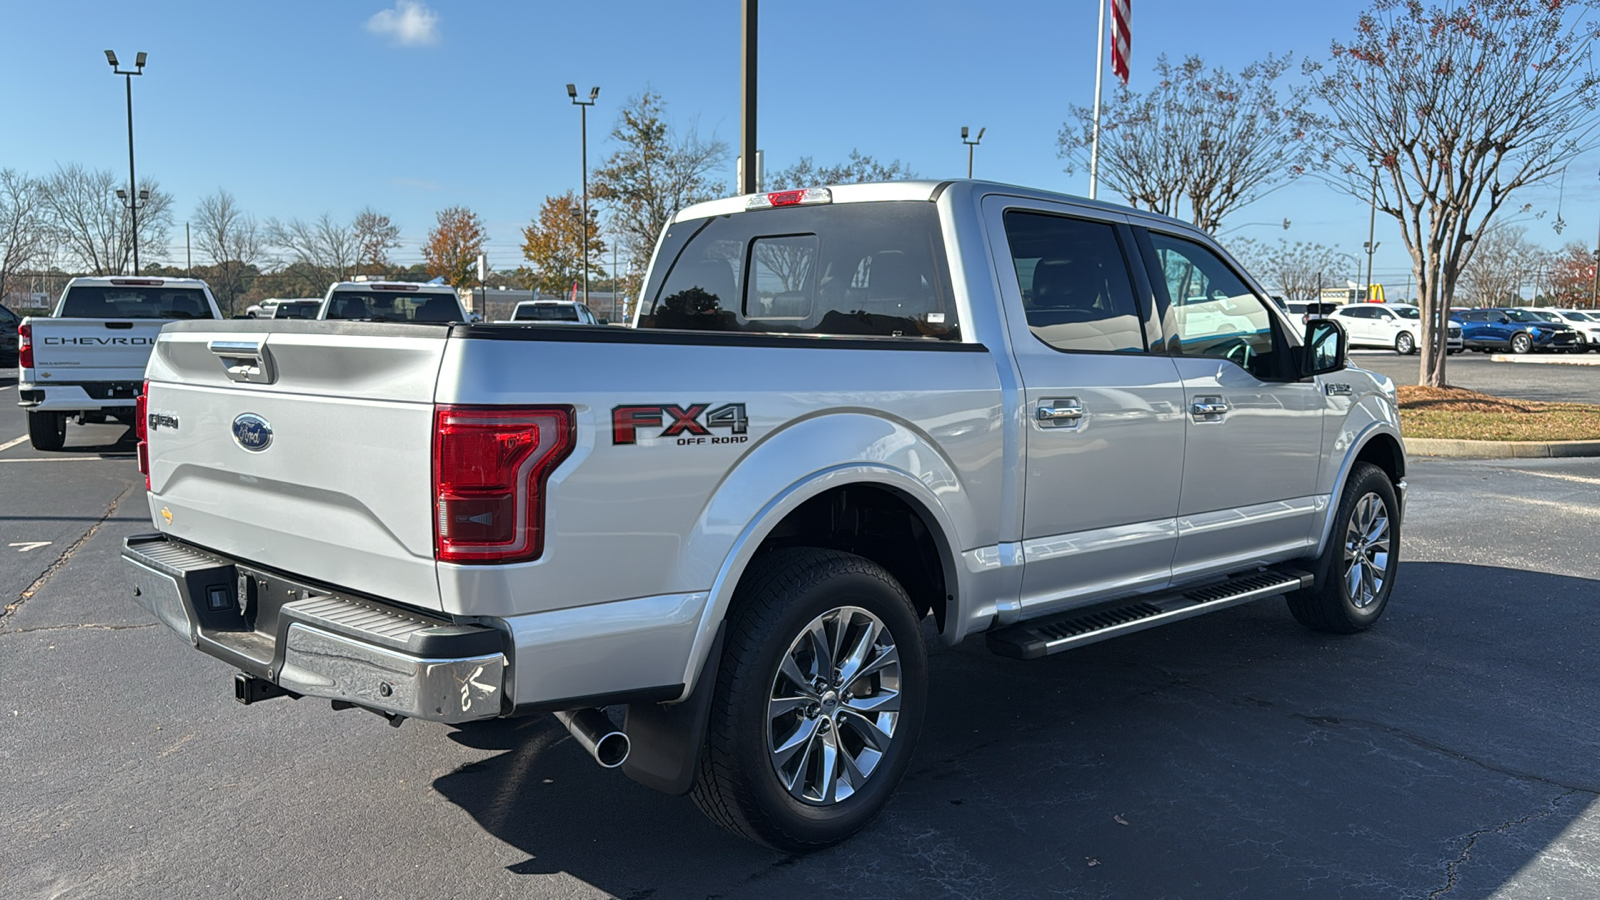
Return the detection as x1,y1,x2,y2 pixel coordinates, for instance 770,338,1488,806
232,413,273,452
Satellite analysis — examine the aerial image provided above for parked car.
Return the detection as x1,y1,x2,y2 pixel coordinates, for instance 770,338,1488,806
1329,303,1462,354
1451,307,1579,354
1285,300,1339,324
244,297,320,319
269,300,321,320
17,276,221,450
318,281,468,323
1515,307,1600,352
124,180,1403,851
503,299,606,325
0,303,19,365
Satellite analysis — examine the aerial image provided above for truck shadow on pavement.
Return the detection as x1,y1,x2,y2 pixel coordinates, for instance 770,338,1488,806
433,562,1600,898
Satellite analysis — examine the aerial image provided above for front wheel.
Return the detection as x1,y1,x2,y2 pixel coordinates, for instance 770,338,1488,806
1287,463,1399,633
1510,332,1533,354
1395,331,1416,355
27,410,66,452
691,548,928,851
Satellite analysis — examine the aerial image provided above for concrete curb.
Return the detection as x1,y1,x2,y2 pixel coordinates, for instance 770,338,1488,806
1405,437,1600,458
1489,354,1600,365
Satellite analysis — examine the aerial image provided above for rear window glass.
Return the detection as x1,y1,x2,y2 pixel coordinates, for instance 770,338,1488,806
325,290,461,323
271,302,321,319
59,285,214,319
638,201,957,340
515,304,581,321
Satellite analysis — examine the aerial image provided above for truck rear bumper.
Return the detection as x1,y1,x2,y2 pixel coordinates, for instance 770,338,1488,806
18,381,139,412
121,534,507,724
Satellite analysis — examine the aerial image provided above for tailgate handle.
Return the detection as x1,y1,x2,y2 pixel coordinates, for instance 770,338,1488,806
208,340,277,385
104,321,134,330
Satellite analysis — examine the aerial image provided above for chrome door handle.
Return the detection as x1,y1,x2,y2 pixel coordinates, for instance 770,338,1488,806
1191,397,1229,420
1036,399,1085,427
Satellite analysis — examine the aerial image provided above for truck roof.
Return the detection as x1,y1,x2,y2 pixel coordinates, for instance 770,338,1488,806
326,281,457,294
63,275,212,289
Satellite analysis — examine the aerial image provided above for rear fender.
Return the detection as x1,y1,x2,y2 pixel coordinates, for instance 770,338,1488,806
671,413,972,700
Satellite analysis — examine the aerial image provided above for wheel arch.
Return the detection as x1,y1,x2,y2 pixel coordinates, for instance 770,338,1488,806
1314,422,1406,558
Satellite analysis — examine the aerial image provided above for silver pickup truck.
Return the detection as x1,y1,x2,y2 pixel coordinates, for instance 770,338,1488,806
121,181,1404,851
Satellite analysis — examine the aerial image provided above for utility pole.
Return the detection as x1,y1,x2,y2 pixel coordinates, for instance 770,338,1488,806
740,0,758,195
185,222,191,276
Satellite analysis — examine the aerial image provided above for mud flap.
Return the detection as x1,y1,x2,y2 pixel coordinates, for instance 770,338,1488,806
621,623,725,795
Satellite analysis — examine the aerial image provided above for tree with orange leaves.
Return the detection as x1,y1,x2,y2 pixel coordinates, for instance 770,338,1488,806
424,206,485,288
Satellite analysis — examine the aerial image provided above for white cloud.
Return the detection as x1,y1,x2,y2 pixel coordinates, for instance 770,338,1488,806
366,1,440,47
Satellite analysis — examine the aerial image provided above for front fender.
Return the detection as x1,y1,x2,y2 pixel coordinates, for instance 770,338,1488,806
1313,387,1406,557
671,412,975,699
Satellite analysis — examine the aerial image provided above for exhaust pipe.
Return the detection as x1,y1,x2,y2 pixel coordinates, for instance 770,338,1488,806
554,708,630,768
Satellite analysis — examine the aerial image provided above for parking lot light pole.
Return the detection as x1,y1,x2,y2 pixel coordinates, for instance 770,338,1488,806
1364,156,1379,304
567,84,599,309
106,50,147,275
961,127,985,179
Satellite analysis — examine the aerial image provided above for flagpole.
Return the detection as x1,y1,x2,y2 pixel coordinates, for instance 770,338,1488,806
1089,0,1107,200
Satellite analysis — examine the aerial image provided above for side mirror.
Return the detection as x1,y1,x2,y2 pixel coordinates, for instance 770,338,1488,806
1303,318,1347,377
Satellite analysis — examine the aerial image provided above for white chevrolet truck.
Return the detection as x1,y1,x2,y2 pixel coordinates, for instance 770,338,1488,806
18,276,221,450
121,181,1404,850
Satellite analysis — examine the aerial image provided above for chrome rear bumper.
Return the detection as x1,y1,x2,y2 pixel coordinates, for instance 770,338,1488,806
121,534,506,724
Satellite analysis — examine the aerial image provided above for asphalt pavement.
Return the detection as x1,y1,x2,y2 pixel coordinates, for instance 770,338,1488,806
4,364,1600,898
1354,349,1600,404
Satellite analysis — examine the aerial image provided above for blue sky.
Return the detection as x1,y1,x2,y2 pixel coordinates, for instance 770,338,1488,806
2,0,1596,292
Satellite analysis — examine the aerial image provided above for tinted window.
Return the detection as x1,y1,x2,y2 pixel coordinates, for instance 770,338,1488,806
0,306,17,324
325,290,460,323
271,302,320,319
640,202,957,340
1148,232,1281,378
1501,309,1541,323
59,285,214,319
1393,307,1420,319
1339,307,1375,319
1003,211,1145,353
515,304,582,321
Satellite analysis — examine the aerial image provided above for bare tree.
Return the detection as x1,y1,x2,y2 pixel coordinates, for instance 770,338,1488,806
1314,0,1600,386
193,189,265,314
1059,55,1326,231
40,163,173,274
352,207,401,278
266,214,359,294
592,91,729,270
767,151,917,190
1457,224,1546,306
1234,238,1354,301
0,170,48,303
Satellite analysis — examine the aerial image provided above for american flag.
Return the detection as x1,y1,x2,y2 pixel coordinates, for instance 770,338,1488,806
1111,0,1131,85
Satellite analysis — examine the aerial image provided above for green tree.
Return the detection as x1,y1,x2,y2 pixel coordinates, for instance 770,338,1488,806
592,91,728,271
423,206,486,289
519,191,606,294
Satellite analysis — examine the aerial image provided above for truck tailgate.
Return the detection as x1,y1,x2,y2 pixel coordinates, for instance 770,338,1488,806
143,321,448,611
29,319,166,382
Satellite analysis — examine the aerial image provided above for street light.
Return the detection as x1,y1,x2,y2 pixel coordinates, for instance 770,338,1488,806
106,49,147,274
567,83,600,309
1364,156,1381,303
961,126,985,179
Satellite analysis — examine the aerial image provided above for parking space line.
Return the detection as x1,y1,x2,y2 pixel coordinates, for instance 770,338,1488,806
1509,469,1600,488
0,435,29,453
0,456,106,463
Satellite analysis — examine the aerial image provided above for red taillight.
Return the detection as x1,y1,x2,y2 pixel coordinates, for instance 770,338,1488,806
136,380,150,490
17,322,32,369
433,405,574,564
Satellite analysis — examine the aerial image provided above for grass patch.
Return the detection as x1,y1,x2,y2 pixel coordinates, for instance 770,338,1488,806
1398,386,1600,441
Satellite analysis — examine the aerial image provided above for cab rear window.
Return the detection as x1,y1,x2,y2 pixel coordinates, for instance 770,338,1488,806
325,290,461,323
638,202,958,340
59,285,214,319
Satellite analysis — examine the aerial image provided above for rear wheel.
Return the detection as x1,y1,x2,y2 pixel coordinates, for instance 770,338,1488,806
691,548,928,852
1287,463,1399,633
1395,331,1415,355
1510,332,1533,354
27,410,66,452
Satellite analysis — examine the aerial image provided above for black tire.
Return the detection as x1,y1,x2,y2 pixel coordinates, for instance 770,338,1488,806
1395,331,1415,355
1510,332,1533,354
1287,463,1399,633
691,547,928,852
27,410,66,452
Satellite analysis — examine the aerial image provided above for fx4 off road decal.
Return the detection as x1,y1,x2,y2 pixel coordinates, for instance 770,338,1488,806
612,403,749,446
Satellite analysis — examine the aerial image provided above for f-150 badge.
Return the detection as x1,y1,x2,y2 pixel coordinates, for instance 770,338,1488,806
612,403,749,446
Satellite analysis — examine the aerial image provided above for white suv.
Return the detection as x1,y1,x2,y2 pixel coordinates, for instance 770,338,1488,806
1330,303,1462,354
1516,308,1600,352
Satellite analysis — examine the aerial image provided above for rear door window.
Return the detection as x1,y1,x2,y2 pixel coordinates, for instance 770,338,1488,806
639,201,958,340
1001,211,1147,353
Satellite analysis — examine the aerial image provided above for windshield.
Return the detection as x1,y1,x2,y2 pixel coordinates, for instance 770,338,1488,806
1393,307,1420,319
1570,311,1599,322
324,289,460,323
59,285,214,319
515,304,581,322
1523,309,1561,322
1501,309,1547,324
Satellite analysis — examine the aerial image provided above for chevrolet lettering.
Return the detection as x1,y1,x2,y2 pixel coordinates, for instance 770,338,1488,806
123,180,1404,852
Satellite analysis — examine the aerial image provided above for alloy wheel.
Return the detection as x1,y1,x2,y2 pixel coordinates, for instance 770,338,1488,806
1342,493,1391,609
766,606,901,806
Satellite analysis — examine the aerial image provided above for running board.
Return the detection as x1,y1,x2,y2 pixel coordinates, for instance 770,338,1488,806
986,567,1314,660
